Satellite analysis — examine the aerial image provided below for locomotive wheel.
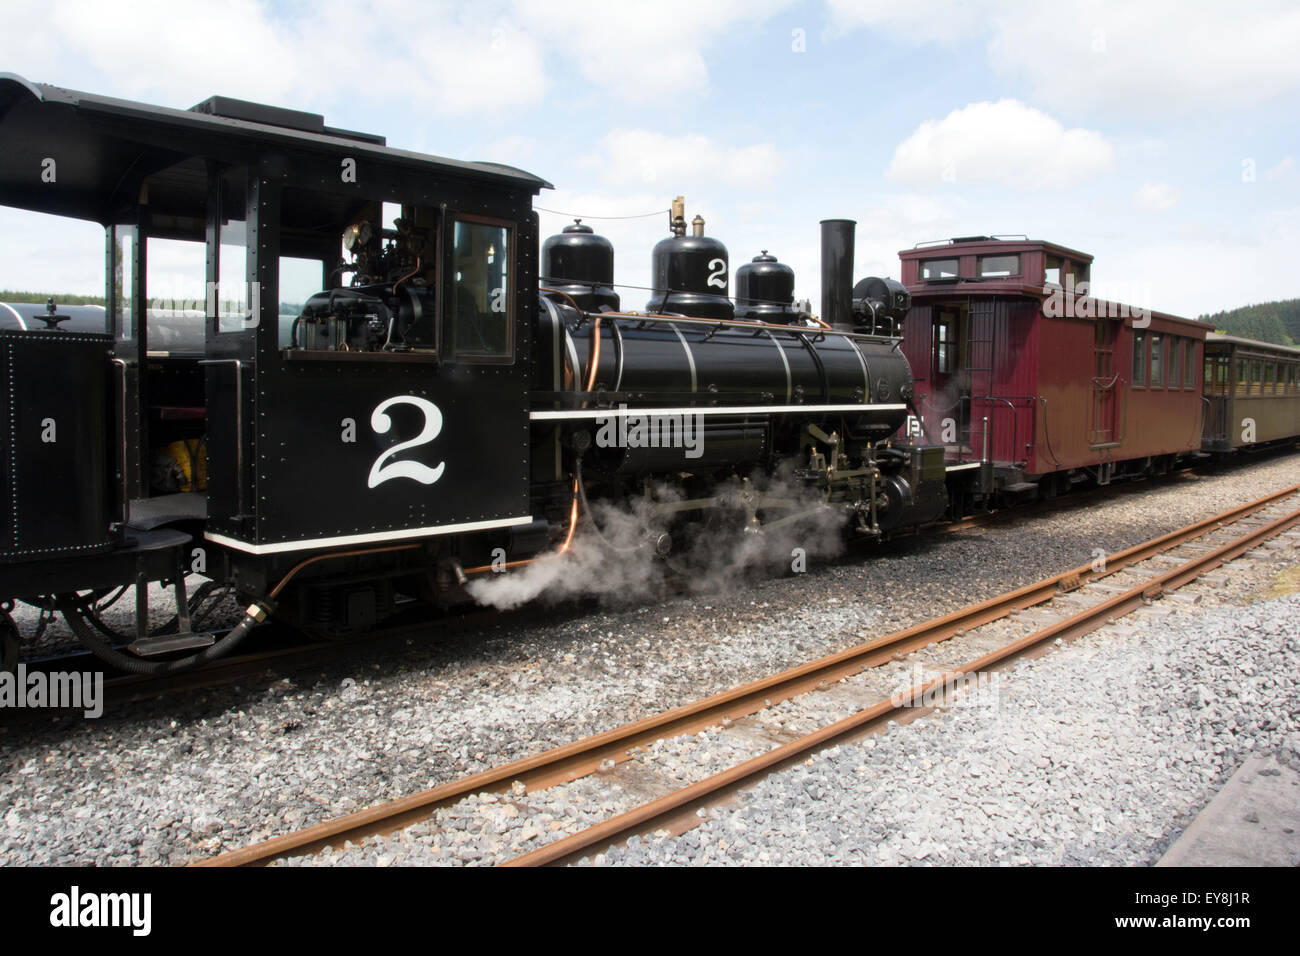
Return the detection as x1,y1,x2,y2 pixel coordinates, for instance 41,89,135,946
1,613,19,675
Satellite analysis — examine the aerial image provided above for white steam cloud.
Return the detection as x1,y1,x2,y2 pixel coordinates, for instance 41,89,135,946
464,473,850,610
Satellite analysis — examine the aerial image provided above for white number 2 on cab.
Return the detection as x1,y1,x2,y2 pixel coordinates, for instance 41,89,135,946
367,395,446,489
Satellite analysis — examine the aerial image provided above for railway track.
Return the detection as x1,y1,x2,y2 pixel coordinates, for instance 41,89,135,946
3,460,1227,710
198,483,1300,867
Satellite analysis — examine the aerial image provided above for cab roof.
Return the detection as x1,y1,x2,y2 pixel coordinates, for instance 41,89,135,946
0,73,551,224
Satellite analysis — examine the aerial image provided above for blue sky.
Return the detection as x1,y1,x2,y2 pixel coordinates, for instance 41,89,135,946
2,0,1298,316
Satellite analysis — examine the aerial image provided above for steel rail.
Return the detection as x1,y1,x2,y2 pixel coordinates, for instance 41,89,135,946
198,484,1298,867
505,492,1300,866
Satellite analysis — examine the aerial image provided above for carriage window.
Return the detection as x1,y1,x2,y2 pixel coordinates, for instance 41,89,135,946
451,219,512,361
279,257,325,347
1169,339,1182,389
1133,331,1146,386
1044,254,1062,287
112,227,134,340
921,258,959,281
1149,333,1162,387
977,254,1020,278
216,219,249,334
146,237,206,354
934,313,959,374
1205,355,1229,395
1184,340,1196,388
280,193,440,355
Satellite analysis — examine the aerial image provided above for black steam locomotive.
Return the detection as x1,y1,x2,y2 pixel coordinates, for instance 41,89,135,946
0,76,945,674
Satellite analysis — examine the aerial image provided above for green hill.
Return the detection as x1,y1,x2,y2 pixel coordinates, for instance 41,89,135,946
1198,299,1300,346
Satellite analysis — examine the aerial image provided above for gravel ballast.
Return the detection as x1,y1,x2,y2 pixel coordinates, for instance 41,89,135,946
589,590,1300,866
1,453,1298,865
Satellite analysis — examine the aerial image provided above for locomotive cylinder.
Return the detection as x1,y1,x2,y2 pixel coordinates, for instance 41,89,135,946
542,219,620,312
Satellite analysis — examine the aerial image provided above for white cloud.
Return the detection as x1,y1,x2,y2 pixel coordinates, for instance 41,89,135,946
0,209,107,297
1266,157,1296,181
591,130,786,189
278,1,551,115
830,0,1300,113
991,1,1300,112
17,0,299,105
515,0,797,101
1134,183,1180,211
6,0,550,115
827,0,990,45
479,136,541,168
6,0,798,116
1102,209,1300,316
887,100,1113,189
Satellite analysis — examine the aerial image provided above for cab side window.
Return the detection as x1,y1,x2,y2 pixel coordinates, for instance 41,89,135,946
451,219,512,362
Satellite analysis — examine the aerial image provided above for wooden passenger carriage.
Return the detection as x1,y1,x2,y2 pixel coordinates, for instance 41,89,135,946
897,237,1213,503
1202,333,1300,453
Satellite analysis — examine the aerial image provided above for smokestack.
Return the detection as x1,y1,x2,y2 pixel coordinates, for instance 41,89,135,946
820,219,856,332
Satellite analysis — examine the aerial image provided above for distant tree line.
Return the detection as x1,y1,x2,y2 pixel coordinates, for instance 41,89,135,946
1,290,106,305
1198,299,1300,346
2,290,306,315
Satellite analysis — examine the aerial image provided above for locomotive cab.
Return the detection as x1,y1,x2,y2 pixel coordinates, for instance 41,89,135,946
0,74,552,665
